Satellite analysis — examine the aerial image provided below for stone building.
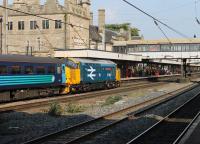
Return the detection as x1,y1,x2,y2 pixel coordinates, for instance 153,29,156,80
89,9,139,52
89,9,119,52
0,0,90,56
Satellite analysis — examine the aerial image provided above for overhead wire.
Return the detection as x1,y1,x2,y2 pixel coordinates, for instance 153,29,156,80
35,24,55,55
0,5,89,48
122,0,191,39
195,0,200,25
153,20,172,44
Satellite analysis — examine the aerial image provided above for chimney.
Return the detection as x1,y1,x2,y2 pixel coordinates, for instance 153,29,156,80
90,12,93,25
98,9,105,33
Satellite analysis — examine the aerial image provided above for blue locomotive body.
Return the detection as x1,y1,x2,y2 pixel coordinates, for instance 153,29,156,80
67,58,119,92
79,60,116,84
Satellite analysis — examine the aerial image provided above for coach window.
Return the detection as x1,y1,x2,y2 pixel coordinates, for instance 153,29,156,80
48,66,55,74
25,66,34,74
0,65,7,74
36,66,45,74
11,66,21,74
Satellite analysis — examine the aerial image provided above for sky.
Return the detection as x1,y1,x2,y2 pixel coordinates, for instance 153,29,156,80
1,0,200,39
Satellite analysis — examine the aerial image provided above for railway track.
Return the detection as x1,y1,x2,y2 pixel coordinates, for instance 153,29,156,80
0,73,197,113
127,86,200,144
23,83,198,144
0,81,168,113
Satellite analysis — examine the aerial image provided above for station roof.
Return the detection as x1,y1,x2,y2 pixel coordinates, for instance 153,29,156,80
73,58,116,65
54,49,142,62
114,38,200,46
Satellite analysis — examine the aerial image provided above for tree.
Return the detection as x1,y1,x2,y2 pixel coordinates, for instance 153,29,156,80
105,23,140,36
131,28,140,36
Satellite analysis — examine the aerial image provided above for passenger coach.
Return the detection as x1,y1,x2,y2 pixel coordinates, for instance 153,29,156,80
0,55,66,102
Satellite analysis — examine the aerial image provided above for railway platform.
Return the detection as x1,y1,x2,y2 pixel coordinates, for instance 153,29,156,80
55,49,198,78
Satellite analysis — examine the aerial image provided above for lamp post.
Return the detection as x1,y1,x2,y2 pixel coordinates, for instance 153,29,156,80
0,18,2,54
37,37,40,51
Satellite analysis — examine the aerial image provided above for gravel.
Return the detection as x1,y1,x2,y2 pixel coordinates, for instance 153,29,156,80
80,84,200,144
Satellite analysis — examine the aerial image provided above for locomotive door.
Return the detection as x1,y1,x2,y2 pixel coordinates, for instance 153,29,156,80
61,64,66,84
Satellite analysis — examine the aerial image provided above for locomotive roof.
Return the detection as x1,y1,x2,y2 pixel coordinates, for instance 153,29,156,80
73,58,116,65
0,55,64,64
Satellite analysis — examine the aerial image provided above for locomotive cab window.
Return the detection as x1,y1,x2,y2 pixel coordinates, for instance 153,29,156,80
57,66,61,74
48,66,55,74
11,66,21,74
25,66,34,74
0,65,7,75
36,66,45,74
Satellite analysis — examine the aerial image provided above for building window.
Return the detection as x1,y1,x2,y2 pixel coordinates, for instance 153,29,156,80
18,21,24,30
42,20,49,29
8,22,13,30
55,20,62,29
30,21,37,30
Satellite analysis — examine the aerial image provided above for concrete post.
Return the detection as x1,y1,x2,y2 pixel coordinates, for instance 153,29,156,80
98,9,106,51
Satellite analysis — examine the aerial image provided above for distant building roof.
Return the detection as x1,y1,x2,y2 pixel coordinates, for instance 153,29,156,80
114,38,200,46
105,29,118,43
89,25,118,44
89,25,102,42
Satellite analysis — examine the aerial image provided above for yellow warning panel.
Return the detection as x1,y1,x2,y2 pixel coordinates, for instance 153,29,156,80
116,68,121,81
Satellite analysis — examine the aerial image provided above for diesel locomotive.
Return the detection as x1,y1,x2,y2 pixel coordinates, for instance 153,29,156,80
0,55,120,102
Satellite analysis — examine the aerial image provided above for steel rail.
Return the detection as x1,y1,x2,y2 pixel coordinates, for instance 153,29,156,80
0,81,167,113
127,87,200,144
0,73,197,113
